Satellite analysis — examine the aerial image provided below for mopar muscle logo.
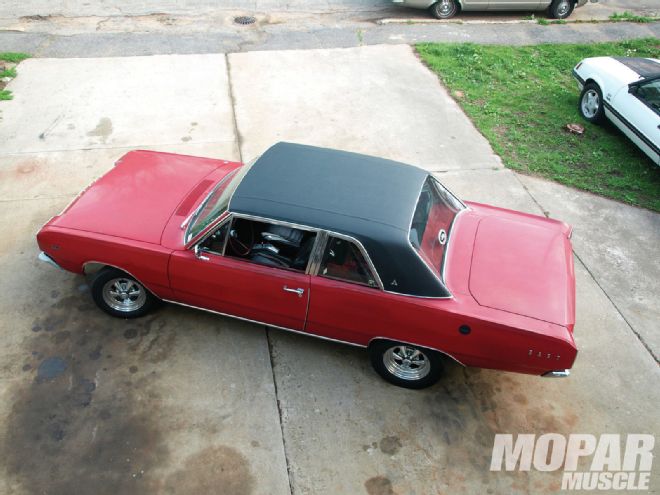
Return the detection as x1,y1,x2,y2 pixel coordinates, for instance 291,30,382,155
490,434,655,491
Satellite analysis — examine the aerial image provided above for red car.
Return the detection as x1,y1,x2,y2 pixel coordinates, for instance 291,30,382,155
37,143,577,388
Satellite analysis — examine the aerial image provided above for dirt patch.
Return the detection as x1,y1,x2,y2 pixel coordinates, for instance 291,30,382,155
379,435,402,455
0,280,174,495
365,476,396,495
163,445,255,495
87,117,113,143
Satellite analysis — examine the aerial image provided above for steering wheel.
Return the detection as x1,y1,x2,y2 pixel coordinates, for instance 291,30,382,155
228,222,254,256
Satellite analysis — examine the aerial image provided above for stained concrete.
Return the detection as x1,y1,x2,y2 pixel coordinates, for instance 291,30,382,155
231,45,660,494
1,45,658,495
0,56,287,495
0,55,238,155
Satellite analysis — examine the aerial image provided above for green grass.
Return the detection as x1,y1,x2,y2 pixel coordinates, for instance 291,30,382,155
0,67,17,78
0,52,30,63
0,52,31,101
416,39,660,211
608,12,659,23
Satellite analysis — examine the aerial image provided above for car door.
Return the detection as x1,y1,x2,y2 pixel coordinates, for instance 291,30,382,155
487,0,542,11
609,77,660,164
305,235,390,344
169,217,311,330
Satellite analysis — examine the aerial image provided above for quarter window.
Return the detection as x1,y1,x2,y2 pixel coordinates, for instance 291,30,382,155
319,237,378,288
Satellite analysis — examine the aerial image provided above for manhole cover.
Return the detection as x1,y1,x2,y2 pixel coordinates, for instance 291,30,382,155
234,15,256,25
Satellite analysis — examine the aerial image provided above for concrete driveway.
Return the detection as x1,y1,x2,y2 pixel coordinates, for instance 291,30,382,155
0,45,658,494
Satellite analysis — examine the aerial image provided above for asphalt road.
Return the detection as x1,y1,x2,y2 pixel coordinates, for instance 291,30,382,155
1,2,659,57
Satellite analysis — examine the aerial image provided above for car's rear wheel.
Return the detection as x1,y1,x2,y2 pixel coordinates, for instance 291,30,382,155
578,82,605,124
429,0,459,19
91,267,157,318
548,0,574,19
369,340,443,389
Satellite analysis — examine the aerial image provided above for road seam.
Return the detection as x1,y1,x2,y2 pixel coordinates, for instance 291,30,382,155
226,51,293,493
265,327,295,495
513,172,658,364
224,53,243,163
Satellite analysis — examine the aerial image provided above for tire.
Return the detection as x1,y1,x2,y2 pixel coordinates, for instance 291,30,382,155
548,0,574,19
369,340,443,389
578,82,605,124
429,0,459,19
91,267,157,318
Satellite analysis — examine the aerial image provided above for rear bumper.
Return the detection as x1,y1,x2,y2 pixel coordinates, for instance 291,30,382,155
543,369,571,378
38,251,62,270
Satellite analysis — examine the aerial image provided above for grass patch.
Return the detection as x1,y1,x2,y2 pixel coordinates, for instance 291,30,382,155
416,39,660,211
0,52,31,63
0,52,31,101
0,67,17,78
609,11,659,23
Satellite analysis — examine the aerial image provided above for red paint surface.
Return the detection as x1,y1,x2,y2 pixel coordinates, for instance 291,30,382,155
37,151,577,377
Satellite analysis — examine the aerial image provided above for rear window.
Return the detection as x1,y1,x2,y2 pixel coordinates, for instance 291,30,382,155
409,177,463,276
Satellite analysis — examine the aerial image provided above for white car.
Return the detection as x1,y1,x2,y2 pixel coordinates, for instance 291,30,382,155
573,56,660,165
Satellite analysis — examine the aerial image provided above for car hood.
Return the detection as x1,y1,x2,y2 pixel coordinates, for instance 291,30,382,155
50,150,229,244
579,56,653,86
468,209,575,328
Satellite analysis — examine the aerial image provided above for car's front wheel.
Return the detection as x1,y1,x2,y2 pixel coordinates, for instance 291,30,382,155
91,267,157,318
548,0,574,19
429,0,459,19
578,82,605,124
369,340,443,389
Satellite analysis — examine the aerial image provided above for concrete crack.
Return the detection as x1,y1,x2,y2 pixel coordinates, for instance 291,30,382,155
224,53,243,162
265,327,295,495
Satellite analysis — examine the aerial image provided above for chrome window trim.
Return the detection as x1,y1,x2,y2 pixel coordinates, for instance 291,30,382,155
319,231,384,290
195,212,322,276
404,175,465,299
193,215,233,256
162,299,365,348
185,210,231,249
184,168,239,244
307,230,328,276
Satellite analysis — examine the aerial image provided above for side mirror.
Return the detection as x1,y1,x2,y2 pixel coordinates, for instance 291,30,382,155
194,244,209,261
628,84,638,94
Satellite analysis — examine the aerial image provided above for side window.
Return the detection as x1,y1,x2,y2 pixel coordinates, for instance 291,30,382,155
636,80,660,114
199,220,229,254
319,237,378,288
222,217,316,272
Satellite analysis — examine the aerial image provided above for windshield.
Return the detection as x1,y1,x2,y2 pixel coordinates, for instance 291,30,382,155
185,162,253,243
409,177,464,276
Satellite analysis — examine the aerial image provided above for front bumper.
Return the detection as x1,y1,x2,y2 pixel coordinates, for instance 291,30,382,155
38,251,62,270
543,369,571,378
572,68,585,90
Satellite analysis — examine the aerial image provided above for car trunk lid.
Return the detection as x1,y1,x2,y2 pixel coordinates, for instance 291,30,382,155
468,214,575,328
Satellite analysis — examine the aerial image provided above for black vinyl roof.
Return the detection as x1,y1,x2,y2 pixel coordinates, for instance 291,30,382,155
229,142,449,297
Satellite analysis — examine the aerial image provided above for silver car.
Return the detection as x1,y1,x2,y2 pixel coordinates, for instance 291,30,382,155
392,0,590,19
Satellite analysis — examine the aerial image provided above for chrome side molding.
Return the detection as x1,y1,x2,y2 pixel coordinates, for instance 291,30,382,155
542,369,571,378
38,251,62,270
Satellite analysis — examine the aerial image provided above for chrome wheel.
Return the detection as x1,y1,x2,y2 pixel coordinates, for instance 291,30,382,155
555,0,570,17
581,89,600,119
102,277,146,313
431,0,458,19
383,345,431,381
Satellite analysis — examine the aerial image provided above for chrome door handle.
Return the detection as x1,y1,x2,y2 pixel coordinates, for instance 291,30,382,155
283,286,305,297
